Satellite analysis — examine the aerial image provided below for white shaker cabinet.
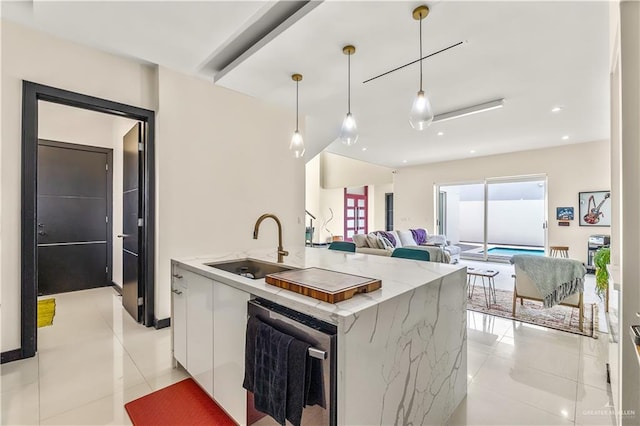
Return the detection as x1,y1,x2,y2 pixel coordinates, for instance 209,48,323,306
171,266,188,368
213,282,249,425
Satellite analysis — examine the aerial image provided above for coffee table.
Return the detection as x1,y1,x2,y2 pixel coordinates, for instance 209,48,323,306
467,268,499,307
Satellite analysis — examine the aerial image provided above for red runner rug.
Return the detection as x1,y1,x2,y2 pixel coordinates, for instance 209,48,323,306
125,378,237,426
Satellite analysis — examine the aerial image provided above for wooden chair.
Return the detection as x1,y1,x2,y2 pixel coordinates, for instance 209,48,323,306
391,248,430,261
512,263,584,331
328,241,356,252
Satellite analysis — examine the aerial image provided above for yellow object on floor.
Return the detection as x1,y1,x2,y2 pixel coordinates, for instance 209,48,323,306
38,298,56,328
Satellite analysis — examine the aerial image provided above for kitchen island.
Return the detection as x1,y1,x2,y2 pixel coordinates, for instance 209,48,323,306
172,247,467,425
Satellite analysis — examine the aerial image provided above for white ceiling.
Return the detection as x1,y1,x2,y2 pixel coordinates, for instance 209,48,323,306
2,1,610,168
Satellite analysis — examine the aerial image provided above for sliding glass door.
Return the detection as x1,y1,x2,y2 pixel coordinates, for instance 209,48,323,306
437,175,547,261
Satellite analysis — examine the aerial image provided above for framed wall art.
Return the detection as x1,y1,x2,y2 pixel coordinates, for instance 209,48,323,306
556,207,574,221
579,191,611,226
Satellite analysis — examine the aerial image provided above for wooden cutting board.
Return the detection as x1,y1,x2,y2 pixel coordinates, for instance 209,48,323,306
265,267,382,303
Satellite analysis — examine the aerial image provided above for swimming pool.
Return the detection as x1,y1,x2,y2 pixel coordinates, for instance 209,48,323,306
486,247,545,256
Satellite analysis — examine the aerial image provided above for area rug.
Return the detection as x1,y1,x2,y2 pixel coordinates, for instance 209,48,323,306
125,378,236,426
37,298,56,328
468,288,598,338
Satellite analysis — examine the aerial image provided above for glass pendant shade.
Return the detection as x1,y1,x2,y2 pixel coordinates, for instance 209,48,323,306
409,90,434,130
339,112,358,146
289,73,304,158
290,130,305,158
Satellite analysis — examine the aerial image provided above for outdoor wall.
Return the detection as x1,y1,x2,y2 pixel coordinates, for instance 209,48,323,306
393,140,610,264
1,20,157,353
156,66,305,321
457,200,545,246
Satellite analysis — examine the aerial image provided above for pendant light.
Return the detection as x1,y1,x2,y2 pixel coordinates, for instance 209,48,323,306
409,5,434,130
339,45,358,146
289,73,305,158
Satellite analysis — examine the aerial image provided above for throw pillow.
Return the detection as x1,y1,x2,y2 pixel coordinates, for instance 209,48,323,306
377,234,394,250
352,233,369,248
397,230,417,247
389,231,402,248
366,233,384,249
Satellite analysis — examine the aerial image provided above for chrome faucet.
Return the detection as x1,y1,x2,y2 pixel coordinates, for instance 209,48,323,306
253,214,289,263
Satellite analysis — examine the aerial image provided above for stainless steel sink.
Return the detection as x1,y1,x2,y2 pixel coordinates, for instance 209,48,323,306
205,259,296,280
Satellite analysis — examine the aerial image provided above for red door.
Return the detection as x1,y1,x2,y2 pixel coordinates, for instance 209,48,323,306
344,187,368,241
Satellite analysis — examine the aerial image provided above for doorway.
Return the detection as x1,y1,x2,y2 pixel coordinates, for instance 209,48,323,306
344,186,368,241
37,140,113,295
19,81,156,361
436,175,547,261
385,193,394,231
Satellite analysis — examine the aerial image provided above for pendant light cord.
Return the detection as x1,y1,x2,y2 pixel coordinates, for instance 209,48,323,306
347,51,351,114
419,14,423,91
296,80,299,132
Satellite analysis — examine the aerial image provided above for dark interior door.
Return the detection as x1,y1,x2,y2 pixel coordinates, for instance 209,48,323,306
122,123,144,321
37,141,111,295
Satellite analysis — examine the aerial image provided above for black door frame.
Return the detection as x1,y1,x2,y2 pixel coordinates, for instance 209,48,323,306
37,139,114,289
17,81,156,361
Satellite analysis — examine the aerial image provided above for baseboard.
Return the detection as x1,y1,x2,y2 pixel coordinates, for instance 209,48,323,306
111,283,122,295
1,348,23,364
155,317,171,329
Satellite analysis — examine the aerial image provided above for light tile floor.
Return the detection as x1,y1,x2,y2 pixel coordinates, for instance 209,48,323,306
1,287,188,425
1,283,616,426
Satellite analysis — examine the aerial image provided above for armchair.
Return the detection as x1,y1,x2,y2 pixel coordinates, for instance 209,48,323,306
511,255,586,331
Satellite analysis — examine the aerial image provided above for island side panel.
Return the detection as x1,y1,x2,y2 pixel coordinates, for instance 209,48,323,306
337,268,467,425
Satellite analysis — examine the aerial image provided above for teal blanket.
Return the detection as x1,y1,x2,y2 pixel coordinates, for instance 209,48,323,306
511,255,586,308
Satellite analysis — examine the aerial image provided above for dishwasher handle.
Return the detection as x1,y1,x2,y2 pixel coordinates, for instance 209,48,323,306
308,347,326,360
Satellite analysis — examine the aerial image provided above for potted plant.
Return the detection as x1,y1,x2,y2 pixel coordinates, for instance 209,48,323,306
593,246,611,300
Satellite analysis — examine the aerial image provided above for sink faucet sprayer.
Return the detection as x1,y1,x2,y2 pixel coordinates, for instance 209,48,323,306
253,214,289,263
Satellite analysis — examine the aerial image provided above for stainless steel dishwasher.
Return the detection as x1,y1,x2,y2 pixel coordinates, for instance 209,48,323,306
247,298,337,426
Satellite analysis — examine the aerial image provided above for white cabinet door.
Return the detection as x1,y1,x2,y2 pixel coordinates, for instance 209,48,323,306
186,269,214,397
213,282,249,425
171,265,188,367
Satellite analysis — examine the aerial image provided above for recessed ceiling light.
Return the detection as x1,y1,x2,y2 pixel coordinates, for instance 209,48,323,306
562,135,569,140
470,150,476,154
551,106,563,113
437,131,444,136
402,160,408,163
362,147,367,151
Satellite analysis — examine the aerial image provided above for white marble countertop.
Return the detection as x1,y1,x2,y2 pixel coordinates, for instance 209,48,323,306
173,247,465,325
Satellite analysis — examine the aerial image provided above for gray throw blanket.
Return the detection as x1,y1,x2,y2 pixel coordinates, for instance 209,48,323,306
511,255,586,308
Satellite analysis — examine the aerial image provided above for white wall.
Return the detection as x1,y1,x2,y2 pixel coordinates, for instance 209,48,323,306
320,151,393,189
1,20,157,352
155,66,305,320
1,21,304,353
394,140,610,263
373,183,393,232
305,152,394,243
456,200,545,246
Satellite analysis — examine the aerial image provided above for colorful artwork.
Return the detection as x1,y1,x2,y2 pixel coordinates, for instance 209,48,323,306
556,207,574,221
579,191,611,227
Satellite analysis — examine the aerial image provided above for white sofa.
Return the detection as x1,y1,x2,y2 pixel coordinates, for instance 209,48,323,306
352,230,461,264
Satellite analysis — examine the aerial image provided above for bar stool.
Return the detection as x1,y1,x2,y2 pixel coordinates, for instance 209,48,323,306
550,245,569,258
